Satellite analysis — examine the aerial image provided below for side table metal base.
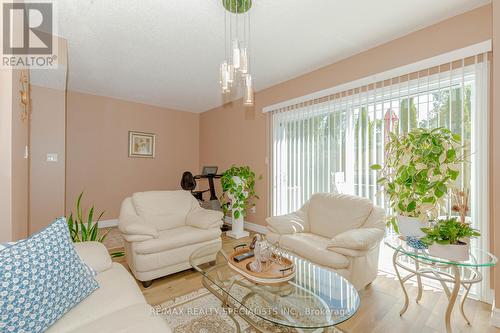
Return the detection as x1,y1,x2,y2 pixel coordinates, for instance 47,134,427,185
392,247,481,333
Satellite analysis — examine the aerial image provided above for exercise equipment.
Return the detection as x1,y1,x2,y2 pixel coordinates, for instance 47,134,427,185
180,171,208,201
181,167,230,231
180,167,222,210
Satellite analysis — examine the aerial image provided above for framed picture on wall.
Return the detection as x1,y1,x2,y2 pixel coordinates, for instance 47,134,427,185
128,131,156,158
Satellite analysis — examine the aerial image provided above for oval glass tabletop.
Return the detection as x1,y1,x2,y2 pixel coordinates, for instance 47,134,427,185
384,236,497,267
190,243,360,329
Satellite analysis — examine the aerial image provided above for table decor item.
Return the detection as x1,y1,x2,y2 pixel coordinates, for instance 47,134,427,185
228,239,295,284
420,217,480,261
405,236,428,250
371,127,465,237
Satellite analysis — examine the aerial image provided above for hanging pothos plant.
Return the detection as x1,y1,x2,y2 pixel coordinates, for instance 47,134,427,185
220,165,261,219
371,127,465,231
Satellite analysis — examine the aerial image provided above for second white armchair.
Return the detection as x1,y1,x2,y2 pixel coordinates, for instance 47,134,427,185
266,193,385,290
118,190,223,287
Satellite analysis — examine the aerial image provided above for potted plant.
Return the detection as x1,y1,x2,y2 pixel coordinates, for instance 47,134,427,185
420,217,480,261
220,165,260,239
67,192,124,258
371,127,464,237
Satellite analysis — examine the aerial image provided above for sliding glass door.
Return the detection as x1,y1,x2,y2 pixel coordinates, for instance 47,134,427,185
270,54,490,301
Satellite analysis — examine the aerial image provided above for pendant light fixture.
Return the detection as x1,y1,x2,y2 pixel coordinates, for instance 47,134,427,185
220,0,254,106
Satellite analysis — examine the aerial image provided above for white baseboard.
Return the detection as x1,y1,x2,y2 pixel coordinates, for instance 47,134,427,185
224,217,268,234
491,307,500,328
98,219,118,228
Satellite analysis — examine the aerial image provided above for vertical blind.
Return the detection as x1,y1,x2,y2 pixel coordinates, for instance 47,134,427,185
270,54,491,300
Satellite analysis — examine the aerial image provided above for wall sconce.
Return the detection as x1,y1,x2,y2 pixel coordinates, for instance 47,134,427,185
19,71,31,122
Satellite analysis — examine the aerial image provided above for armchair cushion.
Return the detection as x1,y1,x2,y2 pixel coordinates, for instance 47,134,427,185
308,193,373,238
280,233,350,269
131,191,194,231
74,241,113,273
328,228,384,251
266,210,309,235
119,219,159,239
186,208,223,229
134,226,221,255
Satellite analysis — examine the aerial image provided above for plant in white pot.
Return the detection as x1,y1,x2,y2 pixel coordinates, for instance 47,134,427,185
420,217,480,261
371,127,464,237
220,165,260,239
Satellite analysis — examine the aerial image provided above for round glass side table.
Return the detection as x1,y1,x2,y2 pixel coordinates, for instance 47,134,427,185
384,236,497,333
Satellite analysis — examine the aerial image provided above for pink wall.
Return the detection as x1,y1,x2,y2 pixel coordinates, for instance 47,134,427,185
200,5,493,227
0,69,29,242
30,86,66,233
66,91,200,220
0,70,14,241
11,70,29,240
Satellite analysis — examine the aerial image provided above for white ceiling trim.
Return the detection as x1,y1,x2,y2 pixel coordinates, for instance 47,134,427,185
262,40,492,113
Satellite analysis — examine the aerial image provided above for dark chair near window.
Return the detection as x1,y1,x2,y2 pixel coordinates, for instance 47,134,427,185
181,171,209,201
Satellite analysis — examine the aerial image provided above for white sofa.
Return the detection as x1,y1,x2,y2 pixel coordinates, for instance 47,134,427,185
266,193,385,290
47,242,171,333
118,190,223,286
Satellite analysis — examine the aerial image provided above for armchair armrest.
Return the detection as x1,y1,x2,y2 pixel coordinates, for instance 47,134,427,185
74,241,112,273
118,198,159,242
119,214,158,237
266,211,308,235
186,208,223,229
328,228,384,251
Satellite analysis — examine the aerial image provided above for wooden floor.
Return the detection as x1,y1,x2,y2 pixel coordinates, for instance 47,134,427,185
111,232,499,333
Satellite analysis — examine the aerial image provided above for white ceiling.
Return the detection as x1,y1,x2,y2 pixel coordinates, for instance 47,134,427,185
47,0,490,113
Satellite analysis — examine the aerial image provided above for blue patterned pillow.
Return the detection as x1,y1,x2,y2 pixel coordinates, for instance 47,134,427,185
0,242,17,251
0,217,99,332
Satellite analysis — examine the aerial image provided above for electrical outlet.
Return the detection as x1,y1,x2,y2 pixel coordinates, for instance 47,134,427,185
250,206,256,214
46,153,58,162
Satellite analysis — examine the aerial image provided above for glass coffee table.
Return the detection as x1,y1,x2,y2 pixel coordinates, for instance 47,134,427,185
190,243,359,332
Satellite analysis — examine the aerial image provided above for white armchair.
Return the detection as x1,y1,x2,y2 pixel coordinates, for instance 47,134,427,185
118,190,223,287
266,193,385,290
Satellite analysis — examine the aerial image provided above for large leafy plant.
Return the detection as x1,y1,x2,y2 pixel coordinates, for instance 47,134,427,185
67,192,124,258
371,127,464,229
220,165,260,220
420,217,480,246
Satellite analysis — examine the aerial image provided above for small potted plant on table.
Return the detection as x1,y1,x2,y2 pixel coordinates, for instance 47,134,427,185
419,188,479,261
420,217,480,261
371,127,464,237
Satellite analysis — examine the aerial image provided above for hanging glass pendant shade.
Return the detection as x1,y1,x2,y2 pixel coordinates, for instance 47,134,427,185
243,74,254,106
220,0,254,106
220,61,229,93
228,63,235,84
232,40,241,69
239,47,248,74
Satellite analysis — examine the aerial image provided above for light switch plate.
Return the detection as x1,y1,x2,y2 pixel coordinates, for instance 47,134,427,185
46,153,58,162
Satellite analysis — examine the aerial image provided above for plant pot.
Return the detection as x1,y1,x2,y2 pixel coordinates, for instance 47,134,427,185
397,216,426,238
428,242,470,262
226,176,250,239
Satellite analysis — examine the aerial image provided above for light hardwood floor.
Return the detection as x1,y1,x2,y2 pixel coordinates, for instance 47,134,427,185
110,231,499,333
